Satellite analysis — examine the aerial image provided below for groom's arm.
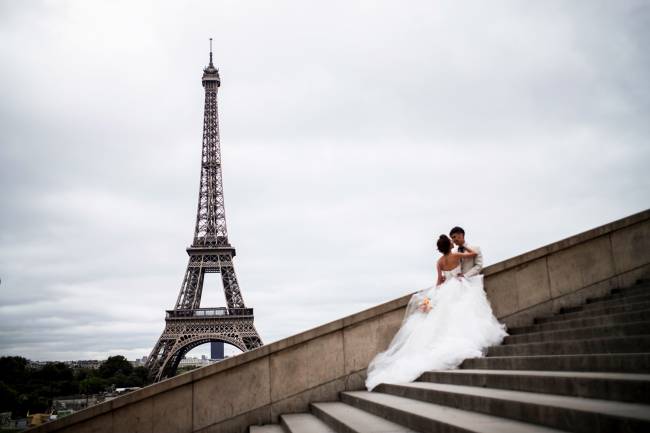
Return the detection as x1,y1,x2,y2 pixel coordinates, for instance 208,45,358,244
464,246,483,277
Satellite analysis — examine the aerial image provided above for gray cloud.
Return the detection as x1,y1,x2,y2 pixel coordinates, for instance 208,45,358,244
1,0,649,361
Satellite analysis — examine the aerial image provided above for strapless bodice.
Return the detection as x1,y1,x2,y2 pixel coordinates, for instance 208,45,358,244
442,264,462,280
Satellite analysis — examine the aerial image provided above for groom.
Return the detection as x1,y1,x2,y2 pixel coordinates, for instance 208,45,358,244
450,226,483,278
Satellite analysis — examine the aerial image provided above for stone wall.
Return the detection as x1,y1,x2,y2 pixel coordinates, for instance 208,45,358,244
484,209,650,328
29,209,650,433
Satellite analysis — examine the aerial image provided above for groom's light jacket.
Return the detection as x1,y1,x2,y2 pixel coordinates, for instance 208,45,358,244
457,243,483,277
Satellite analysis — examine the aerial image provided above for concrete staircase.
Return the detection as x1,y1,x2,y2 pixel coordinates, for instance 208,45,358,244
250,280,650,433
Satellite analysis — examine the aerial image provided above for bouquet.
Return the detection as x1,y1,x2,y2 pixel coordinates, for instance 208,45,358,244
419,296,432,313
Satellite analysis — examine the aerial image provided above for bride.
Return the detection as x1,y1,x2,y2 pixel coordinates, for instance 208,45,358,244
365,234,508,391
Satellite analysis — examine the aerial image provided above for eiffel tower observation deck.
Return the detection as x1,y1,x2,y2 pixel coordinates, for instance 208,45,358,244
145,41,263,383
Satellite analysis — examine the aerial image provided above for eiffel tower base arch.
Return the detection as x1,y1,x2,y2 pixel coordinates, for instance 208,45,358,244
147,315,263,382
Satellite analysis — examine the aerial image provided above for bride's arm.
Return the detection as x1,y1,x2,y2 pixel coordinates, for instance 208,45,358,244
452,251,477,259
462,245,476,255
436,261,444,286
452,246,477,258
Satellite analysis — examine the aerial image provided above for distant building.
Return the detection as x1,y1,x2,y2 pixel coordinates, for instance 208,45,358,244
53,395,100,412
131,356,148,367
27,360,49,369
27,359,104,369
178,356,212,369
63,360,102,369
27,413,53,426
211,342,225,360
129,356,147,367
0,412,12,428
55,409,74,418
26,359,103,370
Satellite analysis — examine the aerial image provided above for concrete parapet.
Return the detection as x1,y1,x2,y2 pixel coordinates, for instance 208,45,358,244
485,209,650,328
28,209,650,433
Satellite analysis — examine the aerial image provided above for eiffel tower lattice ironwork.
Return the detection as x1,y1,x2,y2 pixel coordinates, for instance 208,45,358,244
146,43,263,382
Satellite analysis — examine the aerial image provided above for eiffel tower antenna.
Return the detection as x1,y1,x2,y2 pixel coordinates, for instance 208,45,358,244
146,44,263,382
209,37,213,66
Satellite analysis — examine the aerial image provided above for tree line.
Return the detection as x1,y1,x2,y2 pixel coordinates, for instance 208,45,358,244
0,356,152,417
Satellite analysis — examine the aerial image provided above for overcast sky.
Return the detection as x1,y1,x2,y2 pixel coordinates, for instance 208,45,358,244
1,0,649,361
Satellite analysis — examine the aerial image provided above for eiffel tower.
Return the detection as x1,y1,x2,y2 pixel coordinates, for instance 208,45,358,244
146,42,263,382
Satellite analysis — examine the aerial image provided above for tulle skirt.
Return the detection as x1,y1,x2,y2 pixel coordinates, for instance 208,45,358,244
365,275,508,391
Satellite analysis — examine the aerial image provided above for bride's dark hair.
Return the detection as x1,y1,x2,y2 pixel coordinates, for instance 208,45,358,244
437,234,452,254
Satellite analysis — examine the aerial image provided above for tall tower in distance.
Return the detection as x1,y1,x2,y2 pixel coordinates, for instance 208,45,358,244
146,40,263,382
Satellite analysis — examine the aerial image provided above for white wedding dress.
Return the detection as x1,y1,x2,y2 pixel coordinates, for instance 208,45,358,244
365,265,508,391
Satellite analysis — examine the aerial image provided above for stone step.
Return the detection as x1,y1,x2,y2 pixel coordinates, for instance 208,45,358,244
340,390,568,433
613,284,650,297
560,293,650,314
250,426,285,433
503,321,650,344
416,369,650,403
489,335,650,357
508,309,650,335
588,282,650,305
461,353,650,373
536,301,650,324
281,413,336,433
311,401,417,433
587,284,650,303
375,381,650,433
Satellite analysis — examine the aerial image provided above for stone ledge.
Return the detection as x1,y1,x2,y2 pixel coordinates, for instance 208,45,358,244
484,209,650,277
